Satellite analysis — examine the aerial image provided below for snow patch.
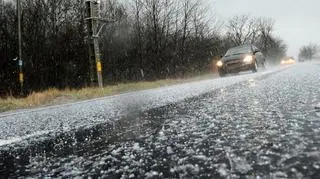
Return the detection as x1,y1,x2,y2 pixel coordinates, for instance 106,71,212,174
111,147,122,156
226,151,252,174
0,130,51,147
166,146,173,154
170,164,200,175
216,164,229,177
133,143,141,151
193,155,208,161
145,171,159,179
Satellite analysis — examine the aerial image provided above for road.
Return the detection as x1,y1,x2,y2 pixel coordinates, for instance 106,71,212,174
1,62,320,178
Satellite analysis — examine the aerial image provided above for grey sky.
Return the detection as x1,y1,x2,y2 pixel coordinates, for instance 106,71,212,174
211,0,320,57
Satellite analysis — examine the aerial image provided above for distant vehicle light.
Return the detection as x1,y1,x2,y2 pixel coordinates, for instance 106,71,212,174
243,55,253,63
216,60,223,67
289,59,296,63
281,58,296,65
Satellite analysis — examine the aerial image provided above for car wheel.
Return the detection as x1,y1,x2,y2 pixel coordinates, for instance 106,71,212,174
219,70,226,77
252,61,258,73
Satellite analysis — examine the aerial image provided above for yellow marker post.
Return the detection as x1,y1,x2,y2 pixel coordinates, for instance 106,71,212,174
96,61,102,72
19,72,24,83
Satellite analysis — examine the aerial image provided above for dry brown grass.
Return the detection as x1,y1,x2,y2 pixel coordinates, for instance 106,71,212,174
0,88,62,112
0,74,216,113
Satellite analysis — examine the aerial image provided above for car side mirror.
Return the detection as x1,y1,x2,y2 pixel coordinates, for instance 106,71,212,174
220,55,223,58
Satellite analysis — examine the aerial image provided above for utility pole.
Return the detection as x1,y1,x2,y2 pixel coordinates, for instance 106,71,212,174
1,0,3,17
17,0,23,95
85,0,113,88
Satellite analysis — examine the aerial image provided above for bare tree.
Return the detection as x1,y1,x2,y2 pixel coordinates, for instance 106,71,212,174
265,38,287,64
133,0,145,79
226,15,259,45
255,17,275,55
299,44,318,60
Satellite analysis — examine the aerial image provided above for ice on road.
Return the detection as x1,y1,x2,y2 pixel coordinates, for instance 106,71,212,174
0,66,283,145
1,62,320,178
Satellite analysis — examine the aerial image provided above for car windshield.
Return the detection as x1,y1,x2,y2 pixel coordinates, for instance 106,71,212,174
225,46,252,56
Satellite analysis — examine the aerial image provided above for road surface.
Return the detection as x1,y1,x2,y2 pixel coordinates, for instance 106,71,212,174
1,62,320,178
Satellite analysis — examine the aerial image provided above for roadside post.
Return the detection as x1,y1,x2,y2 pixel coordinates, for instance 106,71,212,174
18,59,23,94
85,0,114,88
17,0,23,95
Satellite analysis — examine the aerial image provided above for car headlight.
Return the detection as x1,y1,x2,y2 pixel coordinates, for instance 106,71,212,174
243,55,253,63
216,60,223,67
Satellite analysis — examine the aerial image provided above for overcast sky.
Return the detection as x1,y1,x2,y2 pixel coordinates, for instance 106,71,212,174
211,0,320,57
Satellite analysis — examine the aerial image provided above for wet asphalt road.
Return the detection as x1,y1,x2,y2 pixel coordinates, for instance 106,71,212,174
1,62,320,178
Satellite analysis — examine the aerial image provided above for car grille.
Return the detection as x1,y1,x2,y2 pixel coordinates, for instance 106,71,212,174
225,59,242,68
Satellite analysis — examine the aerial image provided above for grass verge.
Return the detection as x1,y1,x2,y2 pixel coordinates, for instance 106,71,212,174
0,74,216,113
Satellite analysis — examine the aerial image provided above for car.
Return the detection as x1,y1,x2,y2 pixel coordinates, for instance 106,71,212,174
216,45,266,77
281,56,296,65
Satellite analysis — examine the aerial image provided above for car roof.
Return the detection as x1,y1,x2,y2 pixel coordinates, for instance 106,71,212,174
228,44,254,51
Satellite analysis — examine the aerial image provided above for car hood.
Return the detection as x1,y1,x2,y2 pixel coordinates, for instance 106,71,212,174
222,53,249,62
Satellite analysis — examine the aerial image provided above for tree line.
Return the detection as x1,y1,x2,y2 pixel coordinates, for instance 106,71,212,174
298,43,319,61
0,0,287,96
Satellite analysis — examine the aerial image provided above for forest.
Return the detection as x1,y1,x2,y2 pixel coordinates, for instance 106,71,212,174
0,0,287,96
